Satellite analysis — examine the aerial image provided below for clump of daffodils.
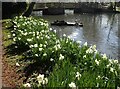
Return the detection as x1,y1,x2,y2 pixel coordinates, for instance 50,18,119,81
86,45,97,54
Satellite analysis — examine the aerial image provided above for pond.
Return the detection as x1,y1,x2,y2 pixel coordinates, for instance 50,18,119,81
33,13,120,60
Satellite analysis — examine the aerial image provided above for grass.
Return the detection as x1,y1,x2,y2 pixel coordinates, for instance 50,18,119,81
2,21,25,73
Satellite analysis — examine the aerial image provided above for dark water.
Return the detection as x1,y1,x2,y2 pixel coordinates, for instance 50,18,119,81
34,13,119,59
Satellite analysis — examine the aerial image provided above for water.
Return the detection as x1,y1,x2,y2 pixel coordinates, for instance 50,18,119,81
33,13,119,59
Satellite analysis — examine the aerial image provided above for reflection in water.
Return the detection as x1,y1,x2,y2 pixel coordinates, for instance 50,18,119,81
35,13,119,59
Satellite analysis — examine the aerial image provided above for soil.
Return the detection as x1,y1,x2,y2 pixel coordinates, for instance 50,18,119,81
2,52,25,88
1,25,25,88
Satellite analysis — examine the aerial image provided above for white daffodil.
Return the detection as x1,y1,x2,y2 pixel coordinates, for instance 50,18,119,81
23,83,31,87
86,48,93,54
13,38,16,41
63,34,66,37
95,59,99,65
29,32,32,34
107,64,111,68
17,24,20,27
24,32,27,36
66,39,69,43
40,44,43,47
27,39,32,42
69,82,76,88
45,23,49,27
34,44,38,48
41,22,44,26
83,55,86,58
84,42,87,46
114,60,118,64
50,58,54,61
45,41,47,44
47,36,50,39
16,62,20,67
33,22,37,25
12,33,15,36
15,46,18,48
76,41,81,44
35,54,38,57
18,37,21,40
37,31,39,35
67,36,70,39
102,54,107,59
110,67,114,72
57,44,61,49
39,48,43,51
37,74,44,85
44,45,46,48
29,45,33,48
59,54,64,60
54,45,57,50
42,78,48,85
92,45,96,50
96,75,101,80
50,28,52,31
54,30,57,33
37,36,39,39
41,37,43,40
43,53,47,56
109,59,113,64
96,83,99,87
8,35,11,38
41,30,44,33
33,31,35,34
56,40,60,44
76,72,81,80
33,33,35,36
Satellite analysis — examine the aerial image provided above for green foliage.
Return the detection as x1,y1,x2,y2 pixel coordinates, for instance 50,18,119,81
7,16,120,88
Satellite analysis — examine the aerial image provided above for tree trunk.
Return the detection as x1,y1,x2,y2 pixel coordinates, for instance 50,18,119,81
2,2,27,19
23,2,35,17
113,2,116,11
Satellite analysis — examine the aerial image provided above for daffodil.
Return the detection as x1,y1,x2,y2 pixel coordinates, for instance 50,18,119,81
59,54,64,60
76,41,81,44
76,72,81,80
84,42,87,46
83,55,86,58
69,82,76,88
34,44,38,48
37,74,44,85
50,58,54,61
63,34,66,37
110,67,114,72
95,59,99,65
43,53,47,56
102,54,107,59
23,83,31,87
39,48,43,51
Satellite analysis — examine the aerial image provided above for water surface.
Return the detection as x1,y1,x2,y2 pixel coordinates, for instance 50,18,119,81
34,13,119,59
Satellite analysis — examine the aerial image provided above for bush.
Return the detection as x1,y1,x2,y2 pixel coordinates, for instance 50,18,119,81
8,16,120,88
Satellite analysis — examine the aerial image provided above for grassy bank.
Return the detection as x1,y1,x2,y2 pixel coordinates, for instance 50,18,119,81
2,16,120,88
